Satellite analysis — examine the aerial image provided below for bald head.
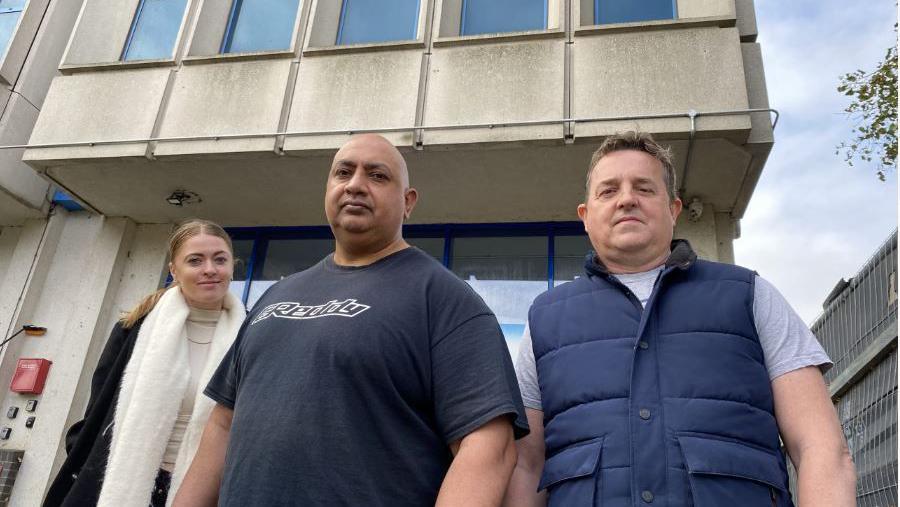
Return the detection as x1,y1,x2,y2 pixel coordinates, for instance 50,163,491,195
333,134,409,188
325,133,419,264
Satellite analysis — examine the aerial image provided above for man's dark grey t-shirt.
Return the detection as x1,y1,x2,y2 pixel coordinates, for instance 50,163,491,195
205,247,529,506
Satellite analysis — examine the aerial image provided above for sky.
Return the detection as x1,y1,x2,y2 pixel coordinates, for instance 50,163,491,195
733,0,898,324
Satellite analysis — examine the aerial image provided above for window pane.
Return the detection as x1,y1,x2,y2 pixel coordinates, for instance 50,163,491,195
461,0,544,36
0,10,21,57
452,236,548,358
0,0,26,11
407,237,444,264
554,235,592,286
228,239,254,302
123,0,188,61
596,0,675,25
337,0,419,45
225,0,300,53
247,238,334,308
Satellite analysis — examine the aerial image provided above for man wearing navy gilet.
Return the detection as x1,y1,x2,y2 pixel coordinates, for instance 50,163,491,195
504,132,856,507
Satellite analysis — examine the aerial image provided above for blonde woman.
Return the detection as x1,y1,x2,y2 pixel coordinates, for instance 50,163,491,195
44,219,246,507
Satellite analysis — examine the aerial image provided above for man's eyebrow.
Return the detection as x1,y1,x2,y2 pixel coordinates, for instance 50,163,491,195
596,176,620,186
332,160,391,172
363,162,391,172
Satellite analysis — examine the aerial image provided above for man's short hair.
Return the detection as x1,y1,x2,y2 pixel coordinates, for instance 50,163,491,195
586,131,678,202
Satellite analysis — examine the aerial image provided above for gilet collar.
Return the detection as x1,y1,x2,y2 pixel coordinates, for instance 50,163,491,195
584,239,697,278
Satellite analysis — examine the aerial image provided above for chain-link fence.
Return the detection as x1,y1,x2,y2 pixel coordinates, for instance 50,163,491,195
788,230,898,506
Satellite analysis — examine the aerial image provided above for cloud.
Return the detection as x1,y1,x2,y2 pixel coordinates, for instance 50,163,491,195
734,0,898,324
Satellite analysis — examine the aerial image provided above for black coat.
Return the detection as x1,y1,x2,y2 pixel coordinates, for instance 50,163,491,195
43,319,142,507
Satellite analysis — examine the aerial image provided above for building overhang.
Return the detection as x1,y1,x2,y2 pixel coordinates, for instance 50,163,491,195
22,119,773,226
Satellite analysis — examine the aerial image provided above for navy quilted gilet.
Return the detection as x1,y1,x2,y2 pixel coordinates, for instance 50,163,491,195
529,242,794,507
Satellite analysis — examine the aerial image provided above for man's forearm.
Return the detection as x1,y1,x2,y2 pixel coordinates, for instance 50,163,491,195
503,408,548,507
172,405,233,507
795,446,856,507
436,418,517,507
773,367,857,507
503,461,546,507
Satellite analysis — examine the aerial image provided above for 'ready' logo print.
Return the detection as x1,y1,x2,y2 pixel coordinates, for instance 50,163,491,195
251,299,371,325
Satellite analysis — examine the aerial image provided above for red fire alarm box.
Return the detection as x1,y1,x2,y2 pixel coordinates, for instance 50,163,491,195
10,359,52,394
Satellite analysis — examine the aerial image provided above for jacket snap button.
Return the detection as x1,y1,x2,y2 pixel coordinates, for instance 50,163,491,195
639,408,651,420
641,490,654,502
638,341,649,349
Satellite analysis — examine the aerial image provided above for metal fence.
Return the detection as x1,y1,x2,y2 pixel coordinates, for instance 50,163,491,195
788,230,898,506
814,231,897,385
838,348,898,506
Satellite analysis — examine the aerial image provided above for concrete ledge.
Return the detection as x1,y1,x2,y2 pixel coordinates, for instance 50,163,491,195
574,15,736,36
433,29,566,48
59,59,177,75
302,40,425,56
182,50,295,65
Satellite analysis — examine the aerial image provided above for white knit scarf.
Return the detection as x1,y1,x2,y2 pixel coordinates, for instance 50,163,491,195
97,287,245,507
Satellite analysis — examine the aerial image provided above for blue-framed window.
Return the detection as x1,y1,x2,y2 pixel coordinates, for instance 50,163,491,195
460,0,545,36
51,190,84,212
222,0,301,54
595,0,675,25
226,222,591,357
0,0,25,58
336,0,420,45
121,0,188,61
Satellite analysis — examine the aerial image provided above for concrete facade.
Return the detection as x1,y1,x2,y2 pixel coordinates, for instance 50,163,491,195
0,0,774,502
0,0,86,227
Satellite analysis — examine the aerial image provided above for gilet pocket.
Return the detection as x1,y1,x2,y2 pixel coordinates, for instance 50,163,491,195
678,435,790,507
539,438,603,507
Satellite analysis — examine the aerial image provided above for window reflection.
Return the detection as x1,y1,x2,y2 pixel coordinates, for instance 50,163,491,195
228,239,254,303
452,236,548,358
461,0,544,36
122,0,188,61
0,0,25,58
554,235,593,287
223,0,300,53
248,239,333,308
337,0,420,45
595,0,676,25
406,237,444,263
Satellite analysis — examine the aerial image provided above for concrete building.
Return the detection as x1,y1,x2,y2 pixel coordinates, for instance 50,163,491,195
0,0,774,503
789,230,898,506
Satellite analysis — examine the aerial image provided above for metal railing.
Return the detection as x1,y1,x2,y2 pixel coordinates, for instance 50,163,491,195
837,349,897,507
813,230,897,386
0,108,779,151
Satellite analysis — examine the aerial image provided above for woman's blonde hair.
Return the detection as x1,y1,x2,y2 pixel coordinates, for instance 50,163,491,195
120,219,234,328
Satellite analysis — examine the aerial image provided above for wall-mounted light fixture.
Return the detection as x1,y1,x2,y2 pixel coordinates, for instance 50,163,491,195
165,190,202,207
0,325,47,349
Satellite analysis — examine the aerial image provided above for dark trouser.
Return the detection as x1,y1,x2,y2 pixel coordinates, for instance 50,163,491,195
150,469,171,507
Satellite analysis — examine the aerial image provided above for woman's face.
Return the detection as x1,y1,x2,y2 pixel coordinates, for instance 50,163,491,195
169,233,234,311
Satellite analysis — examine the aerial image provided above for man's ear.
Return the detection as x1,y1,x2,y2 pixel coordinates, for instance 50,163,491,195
577,203,588,223
669,197,683,224
404,188,419,220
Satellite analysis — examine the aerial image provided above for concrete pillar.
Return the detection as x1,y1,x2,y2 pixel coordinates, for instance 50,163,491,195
714,211,737,265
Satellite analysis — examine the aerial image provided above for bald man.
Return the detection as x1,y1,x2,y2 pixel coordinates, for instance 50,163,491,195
175,135,528,507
